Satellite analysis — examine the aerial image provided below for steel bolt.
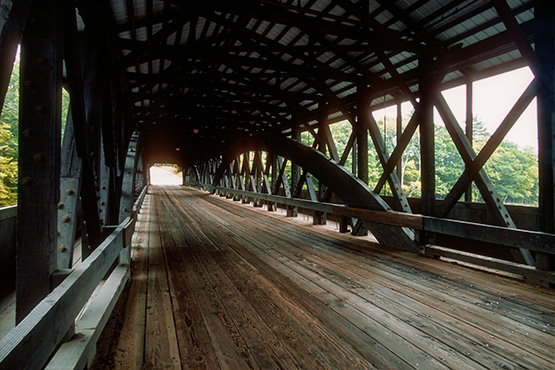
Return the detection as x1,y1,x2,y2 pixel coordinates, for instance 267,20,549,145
36,57,48,66
35,104,47,114
57,202,64,209
58,245,67,253
33,152,44,162
62,216,71,223
22,128,35,138
21,177,33,186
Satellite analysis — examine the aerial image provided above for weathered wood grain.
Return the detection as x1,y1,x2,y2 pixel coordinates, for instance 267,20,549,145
0,220,126,370
93,186,555,370
144,212,181,370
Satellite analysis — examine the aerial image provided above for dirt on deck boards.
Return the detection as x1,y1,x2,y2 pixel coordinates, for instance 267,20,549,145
90,186,555,370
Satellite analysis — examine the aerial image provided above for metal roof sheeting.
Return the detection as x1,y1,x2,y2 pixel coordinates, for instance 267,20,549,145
102,0,535,145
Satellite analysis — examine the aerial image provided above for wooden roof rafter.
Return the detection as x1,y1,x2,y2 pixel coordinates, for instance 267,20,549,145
93,0,538,158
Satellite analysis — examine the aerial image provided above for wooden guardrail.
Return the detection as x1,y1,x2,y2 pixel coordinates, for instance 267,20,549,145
204,185,555,284
0,186,148,370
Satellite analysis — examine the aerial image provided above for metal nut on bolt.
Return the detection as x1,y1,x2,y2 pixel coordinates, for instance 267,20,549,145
36,57,48,66
22,128,35,138
35,104,47,114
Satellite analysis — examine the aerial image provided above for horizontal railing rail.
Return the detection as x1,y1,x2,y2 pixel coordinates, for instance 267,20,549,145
0,186,148,370
0,205,17,221
200,185,555,284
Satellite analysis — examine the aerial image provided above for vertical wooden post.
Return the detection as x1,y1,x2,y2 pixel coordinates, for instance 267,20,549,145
313,108,329,224
536,0,555,271
357,110,369,185
263,153,275,211
17,0,62,323
417,54,435,246
242,152,251,204
338,217,350,233
353,93,369,235
252,151,262,207
352,140,358,176
419,54,436,217
234,157,244,200
465,77,474,202
396,103,403,182
288,125,301,217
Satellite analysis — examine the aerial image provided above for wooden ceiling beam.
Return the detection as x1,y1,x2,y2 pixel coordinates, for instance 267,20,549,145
117,37,386,54
126,72,315,103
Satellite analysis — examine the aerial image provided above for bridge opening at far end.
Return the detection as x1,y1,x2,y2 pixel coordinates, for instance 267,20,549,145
149,164,183,186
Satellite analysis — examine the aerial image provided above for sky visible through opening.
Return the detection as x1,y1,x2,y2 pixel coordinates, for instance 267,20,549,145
372,66,537,151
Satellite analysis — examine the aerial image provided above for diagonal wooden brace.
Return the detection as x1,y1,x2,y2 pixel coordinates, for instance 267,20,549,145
434,89,537,266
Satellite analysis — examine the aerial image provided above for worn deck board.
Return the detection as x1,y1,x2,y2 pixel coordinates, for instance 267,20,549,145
91,186,555,370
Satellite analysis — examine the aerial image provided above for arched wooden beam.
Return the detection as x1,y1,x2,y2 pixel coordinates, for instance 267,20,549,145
213,135,421,253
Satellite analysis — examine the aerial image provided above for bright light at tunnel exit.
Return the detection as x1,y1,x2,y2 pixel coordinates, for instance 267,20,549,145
149,165,183,186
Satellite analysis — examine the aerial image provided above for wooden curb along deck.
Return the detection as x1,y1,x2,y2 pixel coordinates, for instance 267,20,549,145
91,186,555,370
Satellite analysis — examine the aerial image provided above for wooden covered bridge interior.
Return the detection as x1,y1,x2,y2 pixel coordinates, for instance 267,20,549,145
0,0,555,369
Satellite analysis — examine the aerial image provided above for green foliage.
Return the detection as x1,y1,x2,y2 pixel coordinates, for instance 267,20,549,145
325,116,539,206
482,142,538,205
0,123,17,206
0,57,19,207
435,124,464,197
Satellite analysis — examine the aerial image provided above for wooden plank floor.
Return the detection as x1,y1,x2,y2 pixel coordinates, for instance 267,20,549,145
91,186,555,370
